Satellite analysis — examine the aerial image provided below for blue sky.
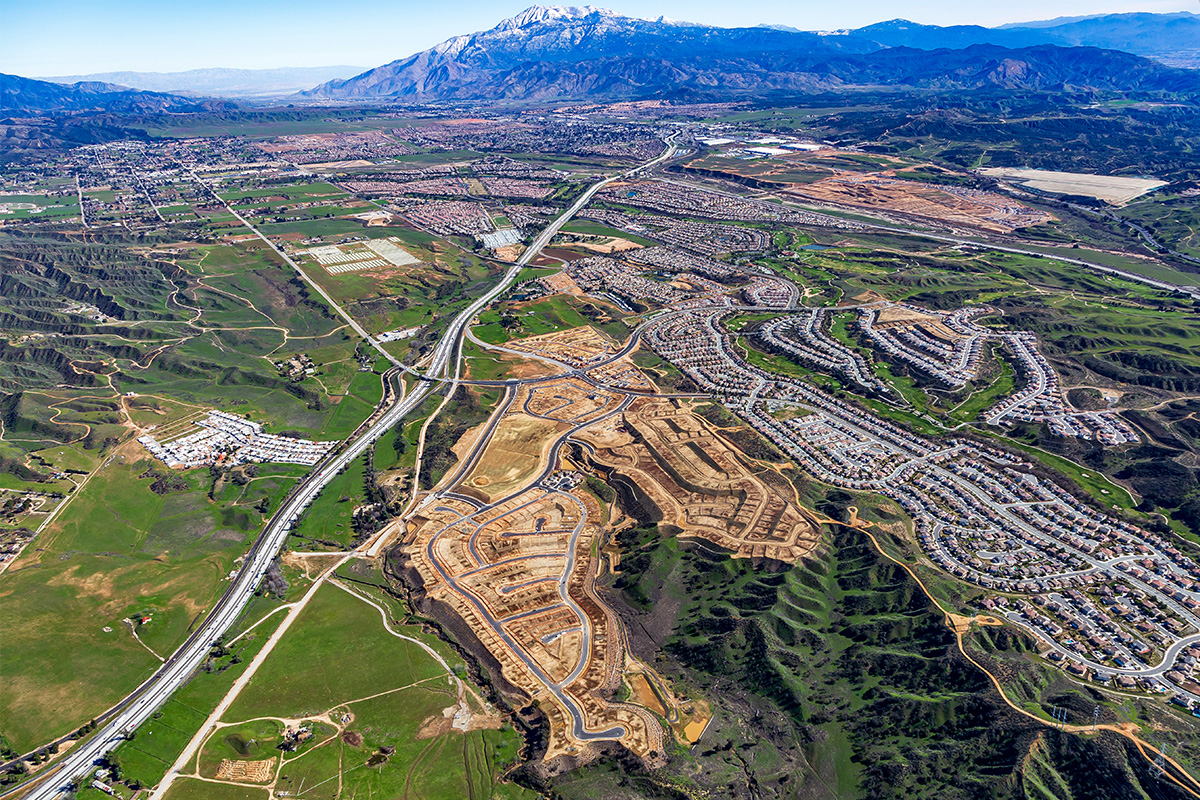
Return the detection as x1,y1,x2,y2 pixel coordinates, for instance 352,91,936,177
3,0,1195,76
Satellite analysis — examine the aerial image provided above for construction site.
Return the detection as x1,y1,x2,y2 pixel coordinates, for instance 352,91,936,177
784,171,1053,233
503,327,657,393
574,397,822,562
394,352,821,767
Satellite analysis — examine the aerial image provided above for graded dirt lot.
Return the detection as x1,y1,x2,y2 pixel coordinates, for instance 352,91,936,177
626,673,667,716
406,478,663,764
684,150,1051,231
981,167,1168,205
503,327,657,392
575,398,822,562
503,325,619,366
215,759,274,783
463,413,565,502
873,305,960,339
557,234,644,254
494,244,525,262
785,171,1052,232
874,305,940,327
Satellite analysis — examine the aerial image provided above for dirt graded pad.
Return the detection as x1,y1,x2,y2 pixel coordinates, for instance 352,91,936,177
215,759,274,783
981,167,1168,205
502,326,619,367
462,413,566,502
405,482,663,766
785,171,1053,233
575,398,822,562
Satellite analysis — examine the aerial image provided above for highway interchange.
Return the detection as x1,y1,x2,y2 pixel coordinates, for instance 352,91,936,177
15,138,678,799
15,124,1200,794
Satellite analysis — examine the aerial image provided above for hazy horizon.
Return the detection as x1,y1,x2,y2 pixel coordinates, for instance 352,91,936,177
5,0,1197,77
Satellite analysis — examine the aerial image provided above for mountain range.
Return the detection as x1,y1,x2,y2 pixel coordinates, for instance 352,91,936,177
37,66,368,99
302,6,1200,102
0,73,235,115
3,8,1198,113
854,12,1199,63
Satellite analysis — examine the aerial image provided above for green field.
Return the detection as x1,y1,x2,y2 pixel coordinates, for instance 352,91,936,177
558,220,657,246
205,582,531,800
197,719,284,778
477,295,597,344
226,583,449,719
319,367,384,439
162,779,268,800
0,236,386,753
0,193,81,219
76,597,294,794
290,454,368,550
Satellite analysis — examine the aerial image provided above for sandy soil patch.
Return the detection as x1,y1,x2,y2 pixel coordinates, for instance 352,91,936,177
572,237,644,254
215,758,275,782
494,244,525,262
786,171,1052,232
683,717,711,743
465,414,564,502
982,167,1167,205
875,306,939,326
627,673,667,717
502,326,618,367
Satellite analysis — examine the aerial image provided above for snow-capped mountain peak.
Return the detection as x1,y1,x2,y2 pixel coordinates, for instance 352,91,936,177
494,6,616,32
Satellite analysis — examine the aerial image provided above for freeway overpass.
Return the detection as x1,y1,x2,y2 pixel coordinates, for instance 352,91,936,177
10,137,677,800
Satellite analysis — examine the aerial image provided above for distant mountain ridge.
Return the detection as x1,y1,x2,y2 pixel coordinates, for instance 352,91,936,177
851,12,1200,63
0,73,235,115
302,6,1200,102
39,66,369,99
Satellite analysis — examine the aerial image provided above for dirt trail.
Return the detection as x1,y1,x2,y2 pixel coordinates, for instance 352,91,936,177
850,522,1200,798
148,553,352,800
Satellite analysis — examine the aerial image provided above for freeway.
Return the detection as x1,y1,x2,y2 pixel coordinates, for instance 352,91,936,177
412,133,679,383
14,137,679,800
14,372,428,799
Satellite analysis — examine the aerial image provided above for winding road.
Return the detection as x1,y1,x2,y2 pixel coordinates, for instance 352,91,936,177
12,138,679,800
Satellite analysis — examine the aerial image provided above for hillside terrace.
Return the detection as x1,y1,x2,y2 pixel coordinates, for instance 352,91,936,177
643,305,1200,702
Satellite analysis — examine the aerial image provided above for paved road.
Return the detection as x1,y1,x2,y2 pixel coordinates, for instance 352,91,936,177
12,138,678,800
189,169,401,369
419,392,635,742
662,172,1200,301
655,302,1200,700
12,377,431,799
